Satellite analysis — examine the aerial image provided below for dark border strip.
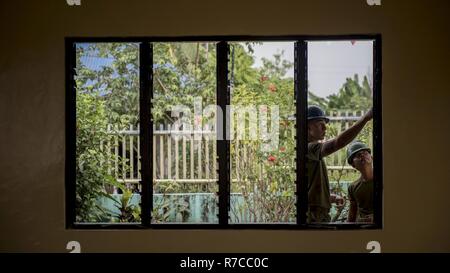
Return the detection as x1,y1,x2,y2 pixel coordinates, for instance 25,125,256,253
65,39,76,228
139,42,153,226
295,40,309,225
71,223,378,230
65,35,378,43
216,41,230,226
373,35,383,228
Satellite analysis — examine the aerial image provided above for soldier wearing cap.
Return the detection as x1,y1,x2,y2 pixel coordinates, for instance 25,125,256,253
307,105,373,223
346,141,374,223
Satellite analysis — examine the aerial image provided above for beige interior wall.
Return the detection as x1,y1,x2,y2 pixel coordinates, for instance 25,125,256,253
1,0,449,252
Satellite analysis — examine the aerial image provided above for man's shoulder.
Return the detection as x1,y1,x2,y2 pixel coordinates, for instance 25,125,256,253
348,178,362,191
308,141,322,149
307,142,323,158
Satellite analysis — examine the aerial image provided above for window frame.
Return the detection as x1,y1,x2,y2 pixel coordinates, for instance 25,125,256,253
66,35,382,230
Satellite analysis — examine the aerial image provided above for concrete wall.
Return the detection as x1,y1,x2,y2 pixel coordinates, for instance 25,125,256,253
1,0,449,252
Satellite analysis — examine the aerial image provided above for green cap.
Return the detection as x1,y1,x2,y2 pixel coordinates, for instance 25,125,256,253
347,141,371,165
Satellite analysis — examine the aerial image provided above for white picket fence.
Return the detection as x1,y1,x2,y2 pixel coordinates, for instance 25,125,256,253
102,110,370,192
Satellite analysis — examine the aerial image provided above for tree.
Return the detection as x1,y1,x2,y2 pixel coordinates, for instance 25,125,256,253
308,91,328,110
152,42,216,124
327,74,372,111
76,43,140,126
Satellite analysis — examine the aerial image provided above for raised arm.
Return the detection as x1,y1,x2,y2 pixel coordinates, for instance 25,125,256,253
321,108,373,158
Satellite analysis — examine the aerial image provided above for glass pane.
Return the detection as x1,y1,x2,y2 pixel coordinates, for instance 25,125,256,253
229,42,296,223
75,43,140,223
152,42,218,224
307,40,374,224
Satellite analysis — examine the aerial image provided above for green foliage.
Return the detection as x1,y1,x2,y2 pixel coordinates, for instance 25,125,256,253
75,92,116,222
231,132,296,222
107,180,141,223
229,43,296,222
153,43,216,124
76,43,140,125
152,181,191,223
75,44,138,222
329,74,372,110
308,91,328,110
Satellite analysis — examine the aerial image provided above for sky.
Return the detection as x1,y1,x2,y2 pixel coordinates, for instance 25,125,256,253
250,41,373,98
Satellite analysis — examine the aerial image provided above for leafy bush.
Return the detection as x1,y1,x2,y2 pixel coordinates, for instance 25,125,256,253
75,93,116,222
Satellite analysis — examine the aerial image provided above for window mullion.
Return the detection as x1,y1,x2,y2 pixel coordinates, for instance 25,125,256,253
295,40,308,226
66,39,77,228
373,35,383,228
139,42,153,226
216,41,230,226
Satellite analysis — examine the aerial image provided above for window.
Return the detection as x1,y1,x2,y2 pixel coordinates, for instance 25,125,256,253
66,35,382,229
229,42,296,224
72,42,140,224
307,40,376,224
152,42,218,224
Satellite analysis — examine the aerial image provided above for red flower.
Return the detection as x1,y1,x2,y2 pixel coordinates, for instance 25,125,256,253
268,155,276,162
279,147,286,152
268,83,277,92
260,75,268,82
